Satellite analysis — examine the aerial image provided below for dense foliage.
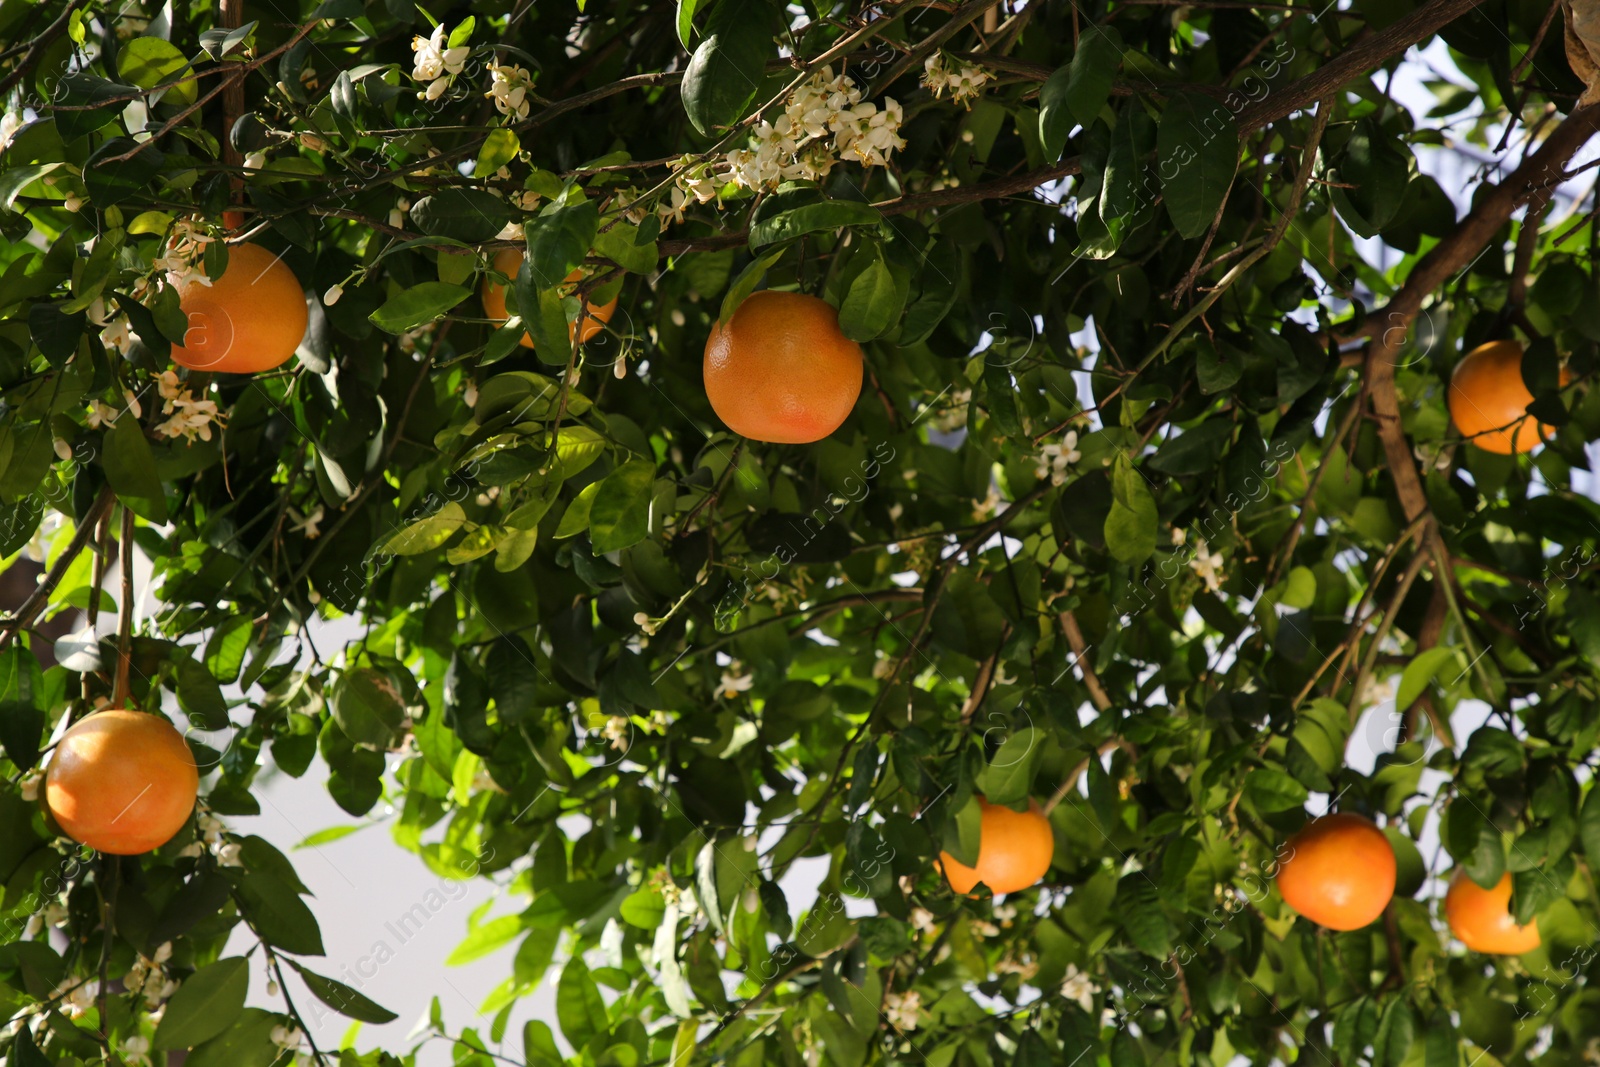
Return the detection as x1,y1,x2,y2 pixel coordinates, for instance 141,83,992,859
3,0,1600,1064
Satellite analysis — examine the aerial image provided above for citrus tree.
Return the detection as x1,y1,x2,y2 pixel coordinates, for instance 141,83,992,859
3,0,1600,1063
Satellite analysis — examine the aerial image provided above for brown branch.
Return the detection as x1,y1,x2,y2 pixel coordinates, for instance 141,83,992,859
1057,610,1112,711
112,506,135,709
1234,0,1493,133
0,0,86,97
1043,739,1137,814
1362,104,1600,535
0,487,115,654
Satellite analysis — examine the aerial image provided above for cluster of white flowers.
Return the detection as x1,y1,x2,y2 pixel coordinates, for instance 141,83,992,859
602,716,630,751
1060,963,1100,1012
994,954,1039,980
1035,429,1082,485
178,810,244,866
883,989,922,1032
154,370,223,443
921,53,992,107
121,1035,153,1067
1188,537,1225,593
908,906,936,933
51,978,97,1020
660,67,905,225
719,661,754,699
411,23,469,101
271,1024,305,1053
22,891,67,938
485,61,534,121
87,388,142,430
124,942,179,1009
155,218,216,291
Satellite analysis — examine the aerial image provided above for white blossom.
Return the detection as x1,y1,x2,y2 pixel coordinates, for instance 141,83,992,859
1060,964,1099,1012
389,196,410,229
1035,430,1081,485
883,989,922,1032
1188,538,1225,593
922,53,991,107
270,1024,305,1052
485,62,533,121
288,505,324,539
719,663,754,699
323,283,344,306
412,23,468,101
153,373,223,443
0,111,23,153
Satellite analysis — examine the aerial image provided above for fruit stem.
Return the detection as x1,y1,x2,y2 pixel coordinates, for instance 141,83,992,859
112,507,135,709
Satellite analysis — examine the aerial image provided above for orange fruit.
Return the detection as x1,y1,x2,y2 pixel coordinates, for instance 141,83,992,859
1447,339,1560,454
171,242,308,373
938,798,1055,896
1275,812,1396,930
44,710,199,855
1445,871,1541,954
703,290,863,444
481,249,618,348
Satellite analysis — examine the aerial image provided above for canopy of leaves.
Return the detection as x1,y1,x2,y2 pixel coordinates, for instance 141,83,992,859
1,0,1599,1065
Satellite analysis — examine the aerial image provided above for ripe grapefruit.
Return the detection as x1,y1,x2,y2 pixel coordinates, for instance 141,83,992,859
1447,339,1559,455
481,249,618,348
1275,812,1396,930
43,710,199,855
171,242,308,373
939,798,1055,896
1445,871,1541,954
703,290,863,444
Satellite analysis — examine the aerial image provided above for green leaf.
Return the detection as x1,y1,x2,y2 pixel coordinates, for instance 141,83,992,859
1396,646,1457,712
185,1009,283,1067
412,189,512,244
1104,452,1157,565
837,246,902,342
681,0,772,136
236,871,325,954
1244,767,1308,813
330,667,406,749
117,36,197,106
1157,92,1239,239
0,647,46,772
286,961,398,1023
474,128,522,178
449,914,526,965
177,656,230,731
104,415,169,523
555,481,600,538
368,282,470,334
523,196,600,289
1329,118,1411,237
1039,30,1122,160
1579,786,1600,863
556,956,610,1050
589,458,655,553
153,957,249,1050
594,221,658,274
204,616,254,686
748,199,882,250
383,502,466,555
719,248,784,323
677,0,705,48
1373,1000,1415,1067
1147,418,1233,476
976,727,1042,806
